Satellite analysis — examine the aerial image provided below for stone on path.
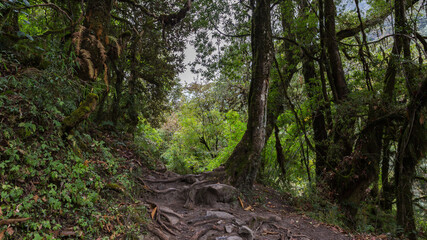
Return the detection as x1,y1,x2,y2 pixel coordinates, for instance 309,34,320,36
206,210,234,219
238,226,254,240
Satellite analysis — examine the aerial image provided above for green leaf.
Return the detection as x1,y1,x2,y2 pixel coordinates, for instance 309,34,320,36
33,233,43,240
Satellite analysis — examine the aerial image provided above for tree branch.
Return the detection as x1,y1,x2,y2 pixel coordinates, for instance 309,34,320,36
336,0,419,41
117,0,158,18
117,0,192,28
16,3,72,23
211,20,250,38
273,36,320,61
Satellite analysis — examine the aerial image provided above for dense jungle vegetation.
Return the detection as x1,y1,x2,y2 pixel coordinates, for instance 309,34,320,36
0,0,426,239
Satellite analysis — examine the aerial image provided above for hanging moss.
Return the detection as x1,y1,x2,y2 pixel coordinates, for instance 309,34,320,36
62,93,98,133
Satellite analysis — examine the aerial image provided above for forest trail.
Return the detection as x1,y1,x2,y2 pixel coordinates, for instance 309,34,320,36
139,167,352,240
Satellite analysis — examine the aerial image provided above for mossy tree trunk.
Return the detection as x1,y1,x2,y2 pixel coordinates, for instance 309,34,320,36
63,0,113,132
297,0,328,183
394,0,426,237
62,93,99,133
225,0,273,191
259,0,299,182
395,77,426,239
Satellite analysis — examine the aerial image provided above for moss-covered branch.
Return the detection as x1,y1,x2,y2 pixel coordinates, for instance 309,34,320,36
62,93,98,133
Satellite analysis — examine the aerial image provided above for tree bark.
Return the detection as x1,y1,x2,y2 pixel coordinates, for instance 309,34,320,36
380,136,393,211
394,0,426,238
264,0,298,143
274,124,287,179
63,0,113,132
297,0,328,182
395,77,426,239
226,0,273,191
324,0,348,102
111,63,124,126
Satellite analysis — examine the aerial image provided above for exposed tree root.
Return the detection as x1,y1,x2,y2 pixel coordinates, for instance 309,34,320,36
160,206,183,219
151,187,180,194
157,215,177,236
147,224,169,240
144,174,200,184
190,224,214,240
147,201,182,236
192,218,219,227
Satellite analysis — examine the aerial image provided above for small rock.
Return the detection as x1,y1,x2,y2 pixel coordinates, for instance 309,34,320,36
225,224,234,233
269,215,282,222
163,214,179,225
206,210,234,219
195,184,238,206
234,218,245,226
227,236,243,240
238,226,254,240
215,237,228,240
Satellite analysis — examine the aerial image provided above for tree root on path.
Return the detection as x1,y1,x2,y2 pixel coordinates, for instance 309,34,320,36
190,224,215,240
192,218,220,227
147,201,182,236
144,174,200,184
147,224,169,240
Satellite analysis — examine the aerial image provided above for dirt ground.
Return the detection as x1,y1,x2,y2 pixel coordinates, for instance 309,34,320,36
139,166,354,240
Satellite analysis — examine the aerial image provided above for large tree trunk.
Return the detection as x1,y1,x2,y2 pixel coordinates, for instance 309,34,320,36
297,0,328,182
321,0,383,223
395,77,427,240
111,62,124,126
63,0,113,133
259,0,299,182
323,0,354,165
264,0,298,143
380,136,393,211
394,0,426,238
226,0,273,191
324,0,348,102
379,34,402,212
302,53,328,181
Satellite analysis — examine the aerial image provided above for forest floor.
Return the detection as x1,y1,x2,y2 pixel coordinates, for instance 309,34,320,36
138,166,355,240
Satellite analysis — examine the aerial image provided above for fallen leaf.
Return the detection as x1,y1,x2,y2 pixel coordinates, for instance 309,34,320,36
238,197,244,209
33,195,39,202
244,206,252,211
6,227,14,236
60,230,76,236
378,234,388,239
151,206,157,219
105,223,112,232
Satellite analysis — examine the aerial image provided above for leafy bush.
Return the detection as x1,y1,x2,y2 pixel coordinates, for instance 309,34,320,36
0,50,148,239
161,100,245,173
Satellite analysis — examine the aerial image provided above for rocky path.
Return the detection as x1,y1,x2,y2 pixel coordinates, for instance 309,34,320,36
140,167,352,240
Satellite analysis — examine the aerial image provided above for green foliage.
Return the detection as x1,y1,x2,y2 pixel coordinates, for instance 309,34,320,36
135,117,166,164
297,188,346,228
162,94,246,174
0,42,148,240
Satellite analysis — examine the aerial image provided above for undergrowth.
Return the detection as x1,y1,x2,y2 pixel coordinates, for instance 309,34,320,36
0,51,150,239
